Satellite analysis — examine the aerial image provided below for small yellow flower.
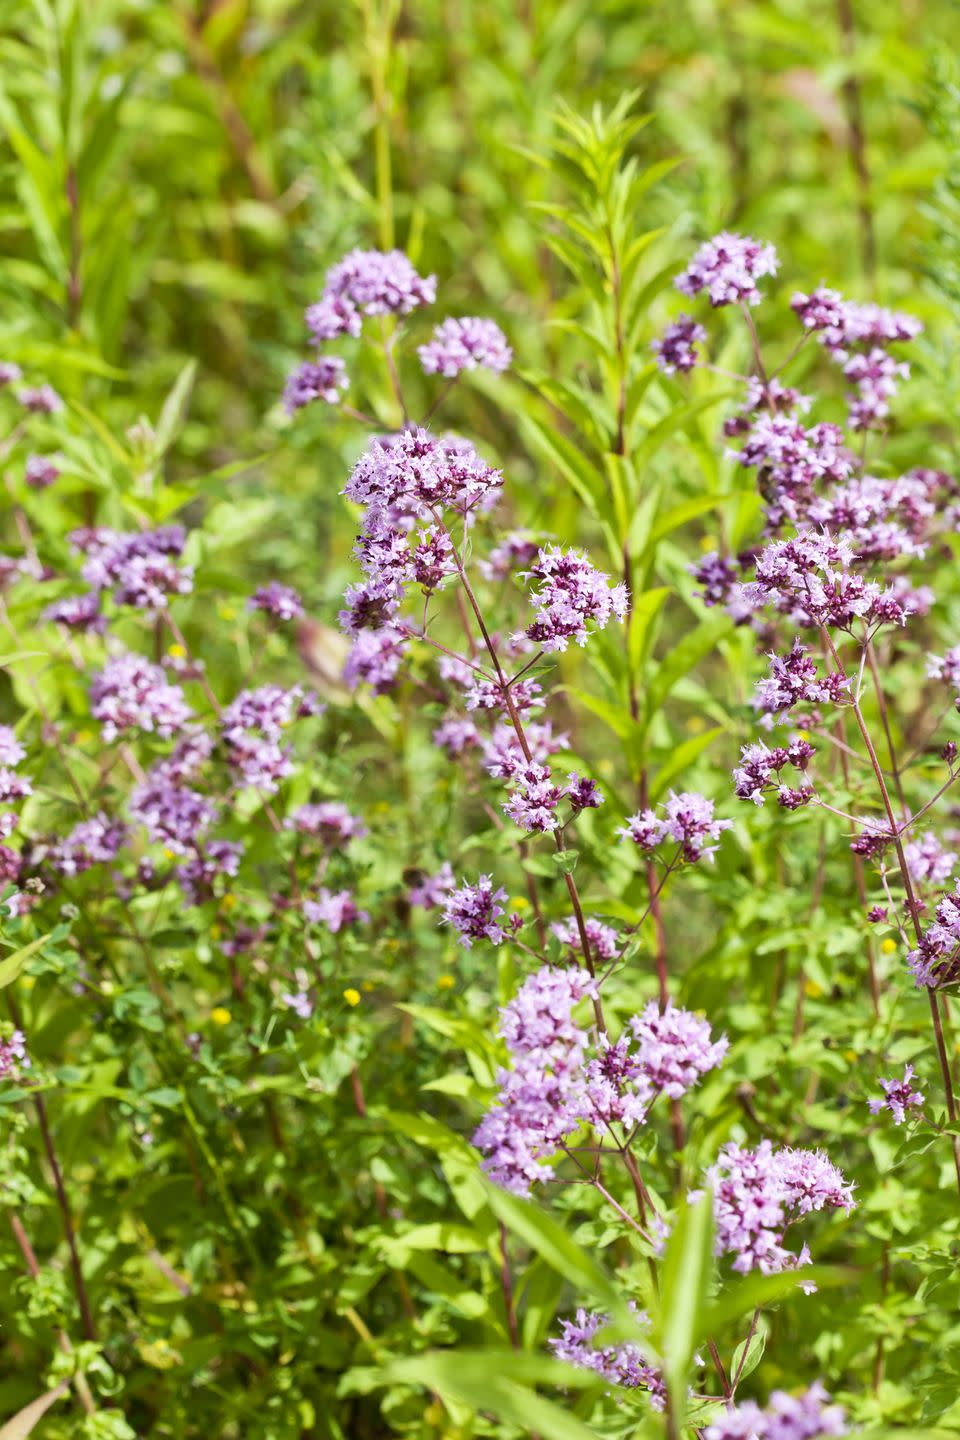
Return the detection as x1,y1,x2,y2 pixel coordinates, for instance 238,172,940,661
437,974,455,990
804,979,823,998
699,535,717,552
21,975,35,991
75,729,93,745
210,924,222,939
219,603,236,621
210,1006,232,1025
343,987,361,1007
844,1049,858,1062
362,980,375,992
221,893,237,911
167,643,186,660
511,895,529,911
881,938,897,955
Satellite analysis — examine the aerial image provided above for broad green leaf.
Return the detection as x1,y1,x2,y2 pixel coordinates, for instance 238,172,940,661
628,586,670,675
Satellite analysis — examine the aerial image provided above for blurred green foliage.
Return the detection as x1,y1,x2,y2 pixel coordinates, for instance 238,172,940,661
3,2,960,1438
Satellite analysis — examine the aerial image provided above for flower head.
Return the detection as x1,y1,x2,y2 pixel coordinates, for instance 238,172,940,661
676,233,778,307
418,316,512,377
868,1064,924,1124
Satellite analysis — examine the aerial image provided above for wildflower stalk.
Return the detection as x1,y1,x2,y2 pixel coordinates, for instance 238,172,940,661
821,628,960,1194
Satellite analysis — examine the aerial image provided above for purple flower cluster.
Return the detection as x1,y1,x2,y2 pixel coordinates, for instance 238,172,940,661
321,248,436,321
249,582,304,622
552,915,621,961
409,861,455,910
72,526,192,612
752,639,850,727
473,965,596,1192
519,546,628,652
418,316,512,377
629,1001,729,1097
652,314,706,374
129,773,217,854
502,763,602,833
676,233,778,308
907,879,960,988
304,887,367,933
733,739,815,808
868,1064,924,1124
701,1139,854,1278
285,801,366,845
790,286,921,431
220,685,318,793
619,791,732,863
739,532,921,633
549,1307,665,1408
706,1383,847,1440
905,831,957,886
49,813,126,876
0,1028,30,1083
283,357,348,413
25,454,61,490
90,653,192,742
441,874,512,948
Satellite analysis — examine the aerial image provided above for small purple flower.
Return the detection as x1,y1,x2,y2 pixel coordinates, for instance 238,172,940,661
304,887,367,933
502,762,564,833
0,362,22,386
90,654,192,741
130,777,217,854
868,1064,924,1125
733,739,815,808
552,915,621,961
432,715,480,756
409,861,455,910
49,813,126,875
418,316,512,377
565,773,603,812
343,623,408,693
281,990,313,1020
520,545,628,653
285,801,366,845
323,248,436,317
549,1306,665,1407
652,314,706,374
25,454,60,490
676,233,778,307
0,1028,30,1082
19,383,63,414
249,582,303,622
441,874,510,948
283,357,348,413
0,728,25,768
905,831,957,886
305,292,362,341
706,1383,847,1440
619,791,732,863
630,1001,729,1098
43,591,105,633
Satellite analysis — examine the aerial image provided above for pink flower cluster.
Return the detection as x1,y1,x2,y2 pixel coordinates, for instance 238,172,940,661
619,791,732,863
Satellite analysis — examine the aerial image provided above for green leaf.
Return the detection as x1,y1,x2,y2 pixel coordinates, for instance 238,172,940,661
646,615,734,718
657,1190,714,1423
385,1351,604,1440
628,587,670,676
0,933,52,990
482,1183,643,1339
153,360,197,459
650,728,726,800
519,414,607,518
703,1266,857,1334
